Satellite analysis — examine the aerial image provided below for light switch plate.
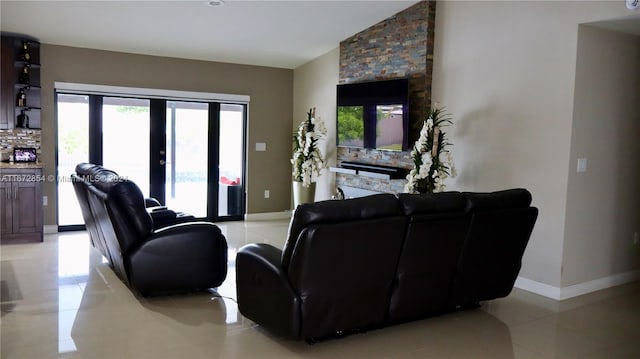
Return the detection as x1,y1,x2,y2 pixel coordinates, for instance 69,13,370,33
255,142,266,151
577,158,587,173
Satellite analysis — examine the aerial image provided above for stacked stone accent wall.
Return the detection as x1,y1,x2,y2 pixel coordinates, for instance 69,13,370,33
337,0,435,194
336,147,411,194
0,129,42,161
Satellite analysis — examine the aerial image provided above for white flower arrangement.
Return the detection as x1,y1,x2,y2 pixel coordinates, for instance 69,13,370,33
404,106,457,194
291,108,327,187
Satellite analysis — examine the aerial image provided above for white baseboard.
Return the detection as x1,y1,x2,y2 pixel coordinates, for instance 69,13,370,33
244,211,292,221
514,277,562,299
515,269,640,300
43,225,58,234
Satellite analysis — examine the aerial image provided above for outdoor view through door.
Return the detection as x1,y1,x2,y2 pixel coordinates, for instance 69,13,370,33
56,91,247,229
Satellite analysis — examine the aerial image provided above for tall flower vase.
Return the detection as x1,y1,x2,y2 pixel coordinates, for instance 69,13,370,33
293,181,316,208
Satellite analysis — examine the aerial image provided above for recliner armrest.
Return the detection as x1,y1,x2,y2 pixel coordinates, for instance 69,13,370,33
236,243,301,340
147,207,196,230
238,243,285,275
145,197,162,207
147,207,175,221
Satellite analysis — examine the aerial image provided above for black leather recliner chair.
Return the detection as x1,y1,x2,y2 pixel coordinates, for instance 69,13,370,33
72,163,228,296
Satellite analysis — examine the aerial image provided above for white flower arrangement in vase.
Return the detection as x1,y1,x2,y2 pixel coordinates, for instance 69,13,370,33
291,107,327,187
404,106,457,194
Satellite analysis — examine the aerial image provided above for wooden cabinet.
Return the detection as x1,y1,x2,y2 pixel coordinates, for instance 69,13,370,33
0,34,41,130
0,168,43,243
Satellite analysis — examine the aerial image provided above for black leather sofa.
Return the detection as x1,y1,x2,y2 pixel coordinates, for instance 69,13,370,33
236,189,538,341
72,163,228,296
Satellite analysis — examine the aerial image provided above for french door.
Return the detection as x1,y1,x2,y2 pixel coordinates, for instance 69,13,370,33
56,92,246,229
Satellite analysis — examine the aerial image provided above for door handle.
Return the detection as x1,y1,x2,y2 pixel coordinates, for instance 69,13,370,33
159,160,166,165
13,187,17,199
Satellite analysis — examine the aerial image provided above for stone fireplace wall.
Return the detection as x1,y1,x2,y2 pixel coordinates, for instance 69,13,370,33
337,0,436,194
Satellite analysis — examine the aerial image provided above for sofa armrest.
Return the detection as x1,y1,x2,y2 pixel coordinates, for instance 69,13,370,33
127,222,228,295
236,243,301,340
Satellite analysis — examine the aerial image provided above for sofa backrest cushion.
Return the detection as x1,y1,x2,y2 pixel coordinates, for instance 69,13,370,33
281,193,402,269
82,166,153,255
452,188,538,305
284,194,407,339
389,192,469,322
85,184,130,283
71,173,109,261
107,181,153,255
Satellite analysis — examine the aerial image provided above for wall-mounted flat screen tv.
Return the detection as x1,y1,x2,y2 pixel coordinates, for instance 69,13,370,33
337,78,409,151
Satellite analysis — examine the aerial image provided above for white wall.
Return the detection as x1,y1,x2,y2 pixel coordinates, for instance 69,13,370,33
293,48,340,203
431,1,634,290
563,25,640,287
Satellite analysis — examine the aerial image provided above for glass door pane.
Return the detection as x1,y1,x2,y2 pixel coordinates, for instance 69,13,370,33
218,104,244,217
165,101,209,217
102,97,150,196
56,94,89,226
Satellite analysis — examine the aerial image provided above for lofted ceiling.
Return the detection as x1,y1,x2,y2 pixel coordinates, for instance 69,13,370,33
0,0,420,69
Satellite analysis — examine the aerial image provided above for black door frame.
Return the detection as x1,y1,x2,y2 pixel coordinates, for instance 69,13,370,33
56,92,247,230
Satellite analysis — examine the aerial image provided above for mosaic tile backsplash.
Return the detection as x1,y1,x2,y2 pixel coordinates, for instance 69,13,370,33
0,129,42,162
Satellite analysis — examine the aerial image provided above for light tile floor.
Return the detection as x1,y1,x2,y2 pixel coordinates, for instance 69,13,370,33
1,219,639,358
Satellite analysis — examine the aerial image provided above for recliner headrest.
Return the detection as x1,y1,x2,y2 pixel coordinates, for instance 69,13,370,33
75,163,121,185
397,192,466,215
75,162,98,176
464,188,532,212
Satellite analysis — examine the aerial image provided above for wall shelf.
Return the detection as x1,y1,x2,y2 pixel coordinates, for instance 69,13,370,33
1,35,41,130
330,161,409,180
341,161,409,179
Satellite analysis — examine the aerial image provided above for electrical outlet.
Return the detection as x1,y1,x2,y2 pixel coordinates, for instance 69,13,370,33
264,190,270,199
43,196,48,206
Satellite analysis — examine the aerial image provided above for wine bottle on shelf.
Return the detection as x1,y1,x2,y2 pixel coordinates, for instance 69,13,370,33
16,88,27,107
18,65,30,85
17,109,29,128
20,41,31,62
